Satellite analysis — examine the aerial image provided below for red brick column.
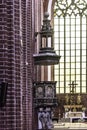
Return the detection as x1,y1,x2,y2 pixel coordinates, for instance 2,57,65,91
0,0,33,129
21,0,33,130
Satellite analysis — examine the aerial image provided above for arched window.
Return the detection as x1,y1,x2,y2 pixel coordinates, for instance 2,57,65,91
54,0,87,94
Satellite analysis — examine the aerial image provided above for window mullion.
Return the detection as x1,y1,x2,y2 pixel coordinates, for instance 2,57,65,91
80,16,82,93
75,16,76,84
58,17,60,93
70,16,71,84
64,16,66,93
86,16,87,93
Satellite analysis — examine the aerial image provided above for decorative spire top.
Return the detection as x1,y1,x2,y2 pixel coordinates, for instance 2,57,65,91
41,12,52,32
44,12,49,19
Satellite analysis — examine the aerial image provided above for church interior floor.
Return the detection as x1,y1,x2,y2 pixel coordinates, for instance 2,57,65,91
53,122,87,130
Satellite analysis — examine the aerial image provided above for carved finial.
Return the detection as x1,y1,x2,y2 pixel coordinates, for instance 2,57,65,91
44,12,49,19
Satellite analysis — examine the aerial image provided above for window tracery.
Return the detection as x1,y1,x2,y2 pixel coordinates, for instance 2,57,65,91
54,0,87,16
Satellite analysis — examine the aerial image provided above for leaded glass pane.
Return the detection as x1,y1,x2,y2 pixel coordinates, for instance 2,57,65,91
54,0,87,93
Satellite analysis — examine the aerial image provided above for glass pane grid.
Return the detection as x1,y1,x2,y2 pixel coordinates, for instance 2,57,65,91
54,1,87,94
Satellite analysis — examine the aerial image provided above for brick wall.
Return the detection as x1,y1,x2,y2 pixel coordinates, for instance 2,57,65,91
0,0,23,129
0,0,34,130
21,0,33,129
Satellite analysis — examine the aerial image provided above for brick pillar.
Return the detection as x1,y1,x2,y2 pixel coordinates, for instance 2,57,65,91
21,0,33,130
6,0,22,129
0,0,22,129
